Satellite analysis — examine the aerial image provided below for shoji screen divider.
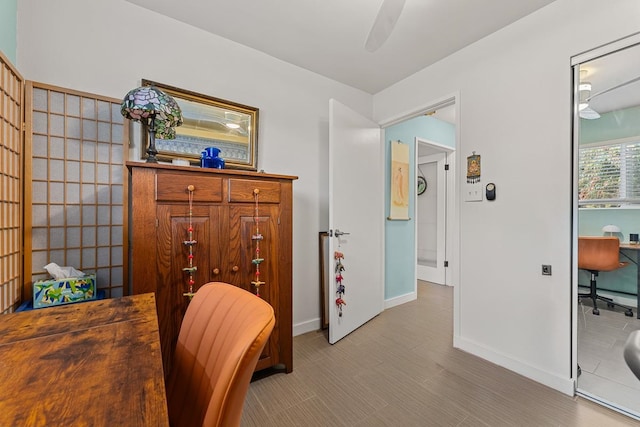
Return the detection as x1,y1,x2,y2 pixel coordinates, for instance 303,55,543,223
0,52,23,314
23,82,129,300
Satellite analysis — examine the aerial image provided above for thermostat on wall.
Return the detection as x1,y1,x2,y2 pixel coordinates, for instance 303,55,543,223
486,183,496,201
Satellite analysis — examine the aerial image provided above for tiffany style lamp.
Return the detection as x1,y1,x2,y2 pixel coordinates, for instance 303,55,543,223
121,86,183,163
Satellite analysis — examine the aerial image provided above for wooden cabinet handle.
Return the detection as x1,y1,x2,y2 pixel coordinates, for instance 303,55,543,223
212,268,220,275
232,265,239,272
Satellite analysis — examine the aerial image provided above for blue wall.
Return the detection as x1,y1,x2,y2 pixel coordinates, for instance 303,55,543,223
0,0,17,63
384,115,455,300
580,106,640,144
579,107,640,295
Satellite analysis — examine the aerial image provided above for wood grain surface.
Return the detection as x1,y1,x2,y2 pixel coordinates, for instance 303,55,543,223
0,294,168,426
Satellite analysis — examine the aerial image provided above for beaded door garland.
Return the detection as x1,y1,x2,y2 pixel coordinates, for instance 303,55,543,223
335,251,346,316
251,189,265,297
182,185,197,300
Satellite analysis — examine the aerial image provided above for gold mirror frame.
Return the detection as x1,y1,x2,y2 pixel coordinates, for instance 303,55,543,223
141,79,259,170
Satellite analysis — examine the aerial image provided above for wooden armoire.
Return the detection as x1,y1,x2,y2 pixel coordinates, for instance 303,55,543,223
127,162,296,376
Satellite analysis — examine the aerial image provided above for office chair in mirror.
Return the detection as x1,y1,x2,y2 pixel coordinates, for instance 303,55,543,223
578,236,634,317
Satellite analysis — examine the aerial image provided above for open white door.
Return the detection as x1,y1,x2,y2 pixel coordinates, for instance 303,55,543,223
416,152,447,284
328,99,383,344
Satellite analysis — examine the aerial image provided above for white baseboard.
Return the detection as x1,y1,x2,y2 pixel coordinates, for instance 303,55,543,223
293,317,321,336
293,292,418,337
594,290,637,308
456,336,575,396
384,291,417,310
577,286,638,308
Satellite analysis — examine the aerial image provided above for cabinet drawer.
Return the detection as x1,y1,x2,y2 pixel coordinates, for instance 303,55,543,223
156,173,223,202
228,179,281,203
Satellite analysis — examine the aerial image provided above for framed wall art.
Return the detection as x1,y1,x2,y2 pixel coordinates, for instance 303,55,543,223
388,140,410,220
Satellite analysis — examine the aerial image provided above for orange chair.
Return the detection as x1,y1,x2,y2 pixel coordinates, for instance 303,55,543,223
166,282,275,427
578,236,633,317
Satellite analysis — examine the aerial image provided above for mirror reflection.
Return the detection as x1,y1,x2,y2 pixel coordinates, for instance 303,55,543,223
576,40,640,417
142,79,259,170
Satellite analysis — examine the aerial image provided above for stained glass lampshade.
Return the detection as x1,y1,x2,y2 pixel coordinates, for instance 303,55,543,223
121,86,183,163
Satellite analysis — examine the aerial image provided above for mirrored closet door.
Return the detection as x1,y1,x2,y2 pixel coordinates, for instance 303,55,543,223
574,37,640,417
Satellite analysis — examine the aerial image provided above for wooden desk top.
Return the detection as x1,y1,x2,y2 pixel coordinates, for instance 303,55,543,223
0,293,169,426
620,243,640,251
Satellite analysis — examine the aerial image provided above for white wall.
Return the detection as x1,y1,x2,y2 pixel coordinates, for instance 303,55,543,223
375,0,640,394
16,0,373,335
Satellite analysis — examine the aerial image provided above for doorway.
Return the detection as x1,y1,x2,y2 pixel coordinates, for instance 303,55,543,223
572,34,640,418
416,140,455,285
380,97,458,309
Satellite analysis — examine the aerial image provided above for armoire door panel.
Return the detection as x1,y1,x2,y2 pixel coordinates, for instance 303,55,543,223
229,205,279,294
230,204,280,369
156,204,219,372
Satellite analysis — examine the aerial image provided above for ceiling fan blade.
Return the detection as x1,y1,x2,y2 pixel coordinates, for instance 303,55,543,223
587,75,640,102
365,0,406,52
579,106,601,120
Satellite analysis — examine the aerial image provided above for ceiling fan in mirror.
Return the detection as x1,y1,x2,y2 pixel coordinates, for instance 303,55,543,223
578,70,600,119
579,69,640,120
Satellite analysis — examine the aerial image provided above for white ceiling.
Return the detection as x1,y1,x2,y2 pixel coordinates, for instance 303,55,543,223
126,0,557,94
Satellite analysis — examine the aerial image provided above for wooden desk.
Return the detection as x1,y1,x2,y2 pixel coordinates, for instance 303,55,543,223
0,293,169,426
620,243,640,319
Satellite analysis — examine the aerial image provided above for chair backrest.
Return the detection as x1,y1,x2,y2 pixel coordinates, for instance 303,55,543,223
166,282,275,427
578,236,622,272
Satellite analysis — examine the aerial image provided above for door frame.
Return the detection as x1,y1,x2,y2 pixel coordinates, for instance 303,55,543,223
379,92,461,342
415,138,455,286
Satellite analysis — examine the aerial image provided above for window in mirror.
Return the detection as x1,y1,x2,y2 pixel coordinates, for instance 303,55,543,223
577,41,640,209
578,139,640,207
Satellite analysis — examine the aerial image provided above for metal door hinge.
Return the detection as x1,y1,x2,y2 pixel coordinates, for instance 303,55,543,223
444,164,449,171
444,260,449,267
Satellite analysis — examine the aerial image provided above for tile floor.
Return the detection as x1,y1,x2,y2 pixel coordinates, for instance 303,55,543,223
577,296,640,417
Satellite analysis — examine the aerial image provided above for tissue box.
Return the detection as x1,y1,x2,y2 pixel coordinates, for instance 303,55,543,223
32,274,97,309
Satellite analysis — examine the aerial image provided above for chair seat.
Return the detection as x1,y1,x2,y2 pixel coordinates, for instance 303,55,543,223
583,261,629,273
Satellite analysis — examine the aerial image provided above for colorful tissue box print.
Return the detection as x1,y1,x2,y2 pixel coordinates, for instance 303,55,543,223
33,275,97,308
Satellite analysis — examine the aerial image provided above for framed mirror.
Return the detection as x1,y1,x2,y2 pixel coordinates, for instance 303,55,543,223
141,79,259,170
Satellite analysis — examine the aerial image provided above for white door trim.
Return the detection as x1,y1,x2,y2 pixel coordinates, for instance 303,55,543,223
416,151,445,284
415,138,455,287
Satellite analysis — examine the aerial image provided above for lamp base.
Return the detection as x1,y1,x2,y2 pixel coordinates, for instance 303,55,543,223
146,149,159,163
146,125,159,163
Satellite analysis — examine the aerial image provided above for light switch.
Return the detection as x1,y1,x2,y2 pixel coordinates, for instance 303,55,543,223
464,183,483,202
